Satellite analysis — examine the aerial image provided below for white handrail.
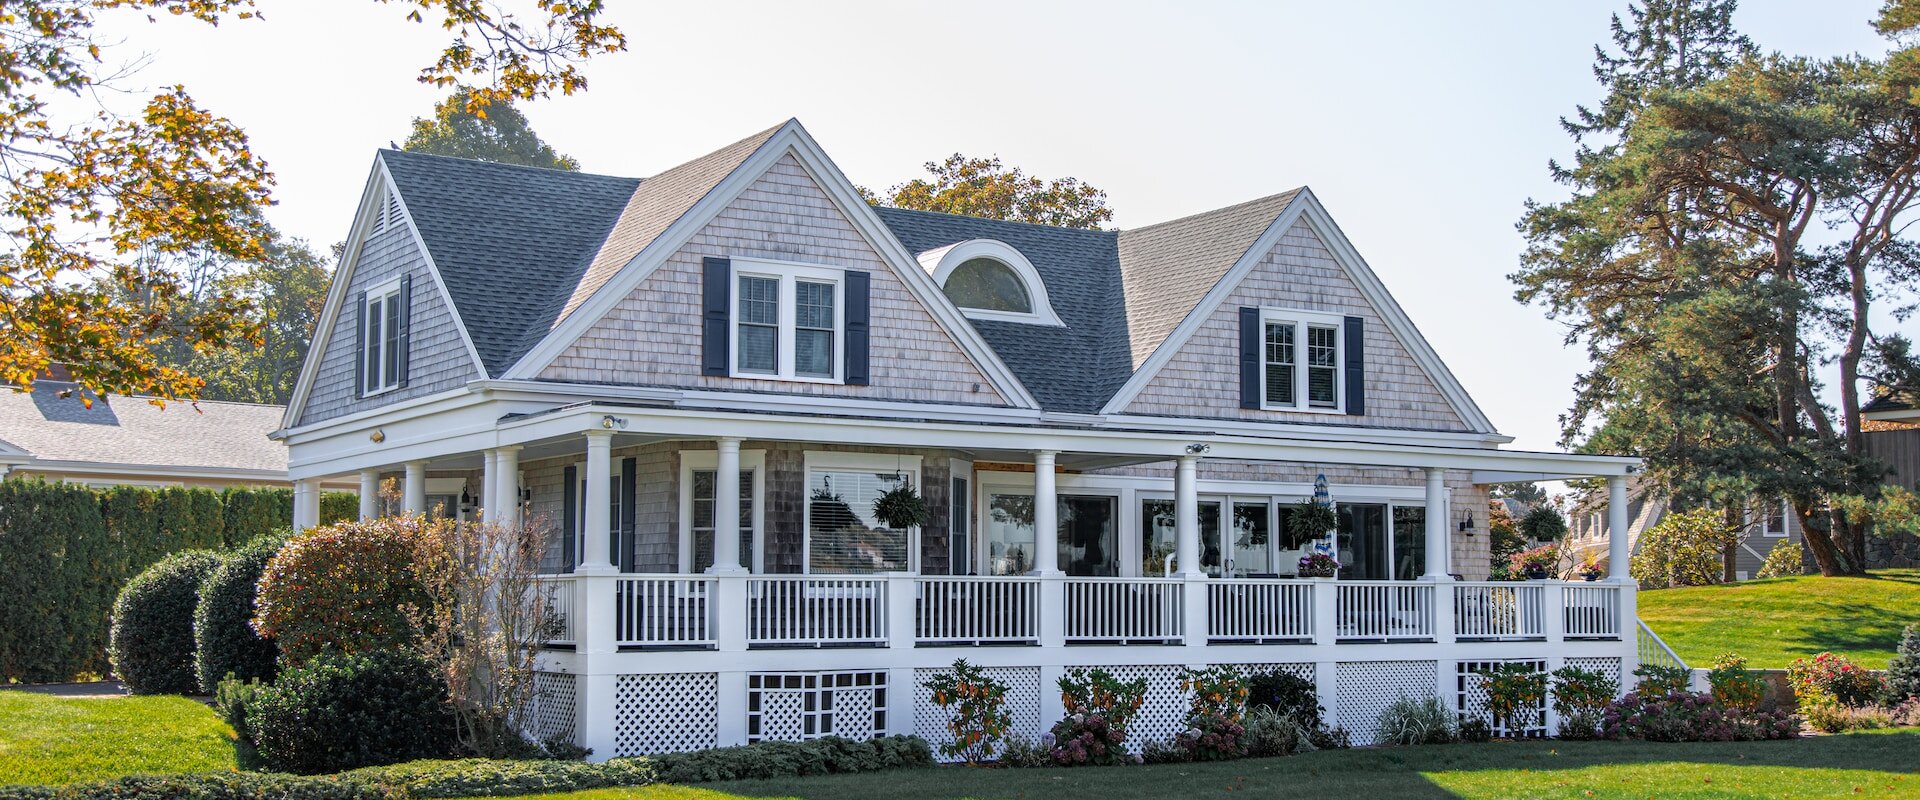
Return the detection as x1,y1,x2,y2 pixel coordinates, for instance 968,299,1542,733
1207,579,1314,641
1336,581,1435,640
1563,583,1622,638
1452,582,1544,640
1636,619,1689,672
746,576,889,646
914,576,1039,644
535,576,576,645
614,576,716,647
1062,577,1184,642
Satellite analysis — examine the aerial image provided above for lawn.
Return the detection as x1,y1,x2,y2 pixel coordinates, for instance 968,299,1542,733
499,731,1920,800
0,691,237,785
1637,568,1920,669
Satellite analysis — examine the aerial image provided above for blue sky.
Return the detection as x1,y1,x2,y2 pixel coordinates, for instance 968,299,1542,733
97,0,1892,451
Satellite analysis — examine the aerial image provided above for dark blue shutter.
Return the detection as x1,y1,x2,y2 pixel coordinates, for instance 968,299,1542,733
702,257,731,376
844,270,870,385
562,465,578,570
396,275,413,388
1344,315,1365,415
352,291,366,396
618,457,637,572
1238,307,1260,409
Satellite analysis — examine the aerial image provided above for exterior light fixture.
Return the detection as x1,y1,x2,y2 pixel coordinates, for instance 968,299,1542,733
600,415,627,430
1184,443,1211,455
1459,509,1477,535
369,429,385,443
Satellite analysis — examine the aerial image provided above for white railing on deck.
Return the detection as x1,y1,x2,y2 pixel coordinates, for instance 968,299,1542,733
615,576,715,647
1453,582,1544,640
535,576,576,645
1563,583,1622,638
746,576,889,646
1637,619,1688,671
1336,581,1435,640
915,576,1039,644
1207,579,1314,641
1062,577,1184,642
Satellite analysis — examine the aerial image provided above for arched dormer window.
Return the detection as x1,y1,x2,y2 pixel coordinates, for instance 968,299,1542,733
916,239,1064,327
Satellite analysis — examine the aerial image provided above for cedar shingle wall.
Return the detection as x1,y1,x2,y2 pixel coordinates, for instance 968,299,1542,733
539,154,1008,407
1123,220,1472,431
298,225,478,426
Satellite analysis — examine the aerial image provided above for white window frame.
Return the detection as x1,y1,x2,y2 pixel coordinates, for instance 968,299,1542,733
1258,307,1345,414
677,449,768,574
729,257,845,384
916,239,1065,327
802,451,922,575
361,277,404,397
1752,498,1790,538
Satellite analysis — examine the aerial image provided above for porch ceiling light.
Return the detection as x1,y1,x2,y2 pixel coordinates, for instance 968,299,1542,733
1184,443,1211,455
601,415,627,430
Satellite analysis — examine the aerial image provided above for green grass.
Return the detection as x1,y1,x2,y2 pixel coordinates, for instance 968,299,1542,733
496,731,1920,800
0,691,238,786
1637,568,1920,669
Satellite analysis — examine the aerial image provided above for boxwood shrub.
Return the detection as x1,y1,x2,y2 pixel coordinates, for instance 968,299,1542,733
108,550,223,694
246,649,456,774
650,735,932,784
339,757,657,797
193,535,285,693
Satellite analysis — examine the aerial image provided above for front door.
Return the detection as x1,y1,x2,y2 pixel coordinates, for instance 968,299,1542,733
1058,495,1117,576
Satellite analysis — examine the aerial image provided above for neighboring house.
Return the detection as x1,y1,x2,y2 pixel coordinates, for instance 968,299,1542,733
0,380,351,491
1564,478,1803,580
276,119,1641,755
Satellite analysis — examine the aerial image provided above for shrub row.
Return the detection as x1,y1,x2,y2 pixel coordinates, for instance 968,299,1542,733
650,736,933,784
0,478,354,683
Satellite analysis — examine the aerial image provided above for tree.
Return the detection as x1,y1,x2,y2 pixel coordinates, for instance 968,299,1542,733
0,1,624,403
1513,1,1920,575
1631,507,1747,588
402,88,579,170
863,154,1113,229
1489,482,1548,505
1488,499,1528,579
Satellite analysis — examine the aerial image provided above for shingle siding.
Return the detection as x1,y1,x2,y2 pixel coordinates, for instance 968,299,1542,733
298,225,479,427
538,154,1009,407
1122,220,1470,431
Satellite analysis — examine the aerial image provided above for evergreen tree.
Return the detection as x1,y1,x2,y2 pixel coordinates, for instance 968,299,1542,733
403,88,580,171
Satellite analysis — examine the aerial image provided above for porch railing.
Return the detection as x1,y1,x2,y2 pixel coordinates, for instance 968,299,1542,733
615,576,716,647
1062,577,1184,643
1563,583,1623,638
1636,618,1688,672
535,576,576,645
1452,582,1544,640
1335,581,1435,641
914,576,1039,644
1207,579,1314,642
746,576,889,647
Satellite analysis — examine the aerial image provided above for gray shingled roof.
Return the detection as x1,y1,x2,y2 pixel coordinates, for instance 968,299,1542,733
1115,191,1300,369
0,385,289,473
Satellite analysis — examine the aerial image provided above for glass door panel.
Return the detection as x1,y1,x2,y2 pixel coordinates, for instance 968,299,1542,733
1337,502,1389,581
1058,495,1117,576
1199,501,1223,576
1140,499,1175,576
985,493,1036,575
1392,506,1427,581
1228,501,1272,576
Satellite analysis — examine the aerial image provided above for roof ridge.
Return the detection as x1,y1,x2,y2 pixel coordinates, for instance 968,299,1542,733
1120,188,1304,235
378,148,638,183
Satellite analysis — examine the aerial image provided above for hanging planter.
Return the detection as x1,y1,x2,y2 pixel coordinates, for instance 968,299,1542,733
873,481,929,529
1286,500,1337,544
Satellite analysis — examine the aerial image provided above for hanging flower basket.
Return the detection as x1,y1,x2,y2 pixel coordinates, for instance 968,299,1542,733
1286,500,1337,543
1297,552,1340,579
873,482,929,529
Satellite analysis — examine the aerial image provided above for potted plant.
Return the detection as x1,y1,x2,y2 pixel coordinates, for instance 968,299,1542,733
1286,500,1337,545
1510,544,1559,580
1296,552,1340,579
1577,559,1603,582
872,481,929,529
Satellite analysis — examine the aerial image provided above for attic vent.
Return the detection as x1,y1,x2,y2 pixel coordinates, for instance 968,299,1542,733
369,186,404,235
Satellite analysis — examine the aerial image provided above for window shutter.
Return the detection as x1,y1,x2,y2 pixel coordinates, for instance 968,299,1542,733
352,291,367,397
396,275,414,388
1344,315,1365,415
562,465,578,571
702,257,731,376
618,457,637,572
844,270,871,385
1238,307,1260,409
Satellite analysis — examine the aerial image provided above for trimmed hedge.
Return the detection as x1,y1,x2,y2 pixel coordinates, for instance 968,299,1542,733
246,649,456,774
0,772,386,800
109,551,223,695
651,735,934,783
0,478,355,683
339,758,657,797
193,534,286,693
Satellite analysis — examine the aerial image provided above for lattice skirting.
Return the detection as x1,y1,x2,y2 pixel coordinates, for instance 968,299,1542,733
1336,660,1439,745
914,666,1042,761
748,671,889,743
1074,665,1187,752
530,671,578,744
615,673,719,757
1564,656,1623,690
1456,660,1549,738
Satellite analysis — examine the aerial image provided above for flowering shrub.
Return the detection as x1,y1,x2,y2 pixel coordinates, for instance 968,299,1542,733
255,517,437,664
923,659,1014,765
1049,668,1147,766
1550,665,1619,740
1175,666,1248,760
1509,543,1561,577
1800,696,1893,733
1296,552,1339,577
1707,653,1766,712
1174,713,1246,760
1047,713,1130,766
1601,691,1799,742
1787,652,1885,707
1478,662,1547,734
1634,664,1691,696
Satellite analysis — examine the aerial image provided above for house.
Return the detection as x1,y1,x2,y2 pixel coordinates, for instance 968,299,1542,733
275,119,1642,757
1563,478,1804,580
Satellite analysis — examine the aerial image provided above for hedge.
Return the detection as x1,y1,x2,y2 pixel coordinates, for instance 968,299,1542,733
0,477,356,683
110,551,224,695
194,535,286,693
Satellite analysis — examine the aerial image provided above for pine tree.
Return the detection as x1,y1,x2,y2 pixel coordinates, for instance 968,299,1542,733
403,89,580,171
1889,624,1920,701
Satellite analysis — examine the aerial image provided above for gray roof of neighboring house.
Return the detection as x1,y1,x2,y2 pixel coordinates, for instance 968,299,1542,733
0,384,289,474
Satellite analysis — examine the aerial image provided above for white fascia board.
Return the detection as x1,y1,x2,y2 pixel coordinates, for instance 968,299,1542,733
377,157,491,379
1864,406,1920,421
1100,413,1514,448
19,460,291,483
470,379,1045,425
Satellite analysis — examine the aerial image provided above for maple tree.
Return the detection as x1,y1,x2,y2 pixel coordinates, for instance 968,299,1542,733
864,154,1113,230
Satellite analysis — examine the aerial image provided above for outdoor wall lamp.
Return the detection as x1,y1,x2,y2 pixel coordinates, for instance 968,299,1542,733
1459,509,1477,535
1184,443,1211,455
600,415,627,430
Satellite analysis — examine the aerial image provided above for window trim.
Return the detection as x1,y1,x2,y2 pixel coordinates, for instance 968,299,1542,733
361,277,404,398
1258,307,1345,414
678,449,768,573
728,257,845,383
917,239,1065,327
1751,498,1790,538
801,451,922,575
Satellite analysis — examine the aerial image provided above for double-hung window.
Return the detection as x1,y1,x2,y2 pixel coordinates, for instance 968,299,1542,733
1259,309,1343,412
362,278,404,396
730,260,843,381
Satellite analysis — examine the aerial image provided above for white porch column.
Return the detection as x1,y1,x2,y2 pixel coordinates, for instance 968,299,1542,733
1422,468,1451,579
580,432,614,572
292,478,321,531
1173,455,1204,578
358,469,380,521
479,449,497,524
1608,475,1631,581
494,446,521,529
710,437,747,574
1030,450,1060,575
403,461,428,515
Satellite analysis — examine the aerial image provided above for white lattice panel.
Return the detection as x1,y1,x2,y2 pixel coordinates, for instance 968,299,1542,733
614,672,719,757
1087,665,1187,753
748,671,888,743
1222,663,1315,682
1336,660,1439,746
1456,660,1548,738
834,688,878,740
914,666,1043,762
1564,657,1623,690
530,671,577,744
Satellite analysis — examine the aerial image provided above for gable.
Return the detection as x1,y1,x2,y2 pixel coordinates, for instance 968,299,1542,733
1118,217,1476,432
538,152,1012,406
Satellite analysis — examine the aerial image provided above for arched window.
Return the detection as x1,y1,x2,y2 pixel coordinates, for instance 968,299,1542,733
942,257,1032,313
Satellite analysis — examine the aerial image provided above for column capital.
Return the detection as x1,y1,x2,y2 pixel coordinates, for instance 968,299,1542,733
1177,454,1203,466
584,428,614,441
1424,466,1447,478
495,444,523,453
405,459,429,468
716,435,744,446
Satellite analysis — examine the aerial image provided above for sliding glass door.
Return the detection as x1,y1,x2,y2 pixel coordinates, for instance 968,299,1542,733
1140,496,1278,577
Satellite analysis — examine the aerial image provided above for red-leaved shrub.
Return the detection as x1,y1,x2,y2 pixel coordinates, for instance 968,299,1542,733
254,517,436,664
